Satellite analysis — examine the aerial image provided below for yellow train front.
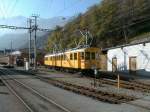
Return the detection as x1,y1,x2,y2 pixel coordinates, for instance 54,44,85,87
44,47,102,75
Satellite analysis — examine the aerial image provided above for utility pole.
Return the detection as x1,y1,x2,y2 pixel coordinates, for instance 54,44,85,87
31,14,39,70
27,18,32,69
10,40,13,66
0,18,50,69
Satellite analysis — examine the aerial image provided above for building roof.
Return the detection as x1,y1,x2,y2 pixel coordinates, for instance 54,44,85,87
11,51,22,56
102,40,150,51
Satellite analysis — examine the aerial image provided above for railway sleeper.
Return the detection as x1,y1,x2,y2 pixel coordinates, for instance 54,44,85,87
47,78,135,103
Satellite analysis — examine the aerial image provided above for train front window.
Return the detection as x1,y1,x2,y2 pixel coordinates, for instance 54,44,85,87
91,52,95,60
81,52,84,60
85,52,90,60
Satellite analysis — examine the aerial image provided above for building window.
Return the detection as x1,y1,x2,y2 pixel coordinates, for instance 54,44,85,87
85,52,90,60
81,52,84,60
91,52,95,60
74,53,77,60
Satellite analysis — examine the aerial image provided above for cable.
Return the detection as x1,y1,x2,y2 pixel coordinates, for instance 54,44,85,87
49,0,53,10
54,0,82,16
64,0,66,10
1,0,6,17
0,3,5,19
0,1,7,19
8,0,19,17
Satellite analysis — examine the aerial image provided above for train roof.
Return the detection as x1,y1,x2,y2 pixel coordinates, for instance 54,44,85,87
44,47,99,57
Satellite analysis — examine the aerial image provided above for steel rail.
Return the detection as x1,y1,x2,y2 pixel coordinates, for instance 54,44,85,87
0,69,72,112
0,70,34,112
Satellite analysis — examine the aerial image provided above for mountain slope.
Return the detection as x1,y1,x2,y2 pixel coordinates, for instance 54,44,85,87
45,0,150,52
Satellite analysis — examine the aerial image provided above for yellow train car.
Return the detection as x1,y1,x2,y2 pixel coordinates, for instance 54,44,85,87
44,47,102,74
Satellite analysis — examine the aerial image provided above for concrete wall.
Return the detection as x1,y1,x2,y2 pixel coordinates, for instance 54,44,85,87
107,43,150,76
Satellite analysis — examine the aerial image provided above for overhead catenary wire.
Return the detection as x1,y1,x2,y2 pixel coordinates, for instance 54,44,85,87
54,0,82,16
0,1,6,19
0,4,5,19
49,0,53,10
8,0,19,17
1,0,7,18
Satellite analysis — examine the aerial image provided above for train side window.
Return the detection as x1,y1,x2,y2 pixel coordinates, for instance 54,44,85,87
64,54,66,60
59,55,61,60
91,52,95,60
70,53,73,60
61,55,63,60
74,53,77,60
85,52,90,60
81,52,84,60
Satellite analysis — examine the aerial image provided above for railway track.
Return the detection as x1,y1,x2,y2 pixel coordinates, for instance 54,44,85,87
38,68,150,93
2,69,150,111
94,78,150,93
0,69,72,112
37,76,136,104
2,69,136,104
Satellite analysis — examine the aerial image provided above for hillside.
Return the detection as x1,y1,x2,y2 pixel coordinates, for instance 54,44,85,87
45,0,150,52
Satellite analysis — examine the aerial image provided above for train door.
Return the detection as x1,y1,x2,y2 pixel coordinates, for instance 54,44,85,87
77,52,81,69
73,53,78,68
112,57,117,72
80,52,85,69
129,57,137,75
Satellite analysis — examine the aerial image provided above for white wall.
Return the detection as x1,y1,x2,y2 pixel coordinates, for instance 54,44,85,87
107,43,150,76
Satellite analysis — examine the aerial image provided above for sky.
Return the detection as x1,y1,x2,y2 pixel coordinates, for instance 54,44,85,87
0,0,101,19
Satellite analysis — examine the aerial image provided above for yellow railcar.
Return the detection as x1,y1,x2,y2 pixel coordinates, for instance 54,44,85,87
44,47,102,74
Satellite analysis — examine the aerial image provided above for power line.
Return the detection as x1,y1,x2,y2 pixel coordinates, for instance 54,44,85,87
8,0,19,17
55,0,82,16
0,4,5,19
0,25,29,30
0,1,6,19
49,0,53,10
1,0,8,18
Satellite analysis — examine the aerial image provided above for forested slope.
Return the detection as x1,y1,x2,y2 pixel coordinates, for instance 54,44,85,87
45,0,150,52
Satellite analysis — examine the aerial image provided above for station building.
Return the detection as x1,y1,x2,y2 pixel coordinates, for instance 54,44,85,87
105,41,150,76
